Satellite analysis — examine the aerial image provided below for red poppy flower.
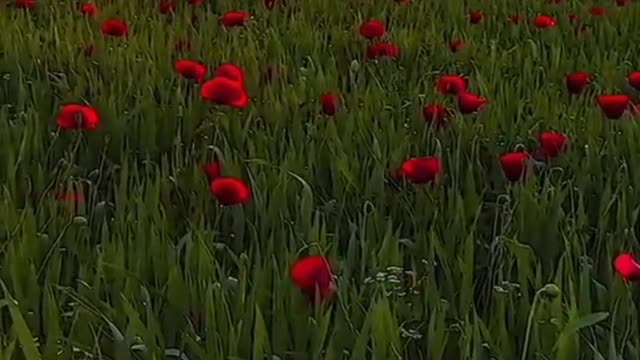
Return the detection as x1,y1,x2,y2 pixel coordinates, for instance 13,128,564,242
596,94,631,119
201,77,249,108
422,104,452,128
15,0,36,8
395,157,442,184
202,161,221,181
210,177,251,205
449,39,465,52
359,20,386,39
538,131,569,159
221,11,250,27
437,75,467,95
159,1,175,14
291,255,336,302
565,71,591,94
55,191,86,205
468,10,484,24
616,0,631,6
589,6,607,16
628,71,640,91
321,92,339,116
533,14,557,28
457,92,487,114
614,253,640,281
264,0,277,9
80,3,97,17
56,104,101,130
101,19,129,37
366,42,399,59
500,152,531,182
508,14,524,24
188,0,203,4
215,63,246,84
174,59,207,83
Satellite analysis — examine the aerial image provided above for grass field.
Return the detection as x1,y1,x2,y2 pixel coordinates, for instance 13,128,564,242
2,0,640,359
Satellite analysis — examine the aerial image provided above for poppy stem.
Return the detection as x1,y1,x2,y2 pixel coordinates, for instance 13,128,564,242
520,289,542,360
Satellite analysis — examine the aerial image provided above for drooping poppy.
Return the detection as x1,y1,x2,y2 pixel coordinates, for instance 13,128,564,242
158,1,175,14
201,77,249,108
395,157,442,184
359,20,386,39
500,152,531,182
80,3,97,17
320,93,339,116
616,0,631,6
202,161,221,181
596,94,631,119
533,14,557,28
468,10,484,24
290,255,336,302
628,71,640,91
449,39,465,52
437,75,468,95
565,71,591,94
221,11,250,27
56,104,101,130
538,131,569,159
366,42,399,60
187,0,203,4
457,92,487,114
174,59,207,83
264,0,277,9
210,177,251,205
101,19,129,37
614,253,640,281
422,104,451,128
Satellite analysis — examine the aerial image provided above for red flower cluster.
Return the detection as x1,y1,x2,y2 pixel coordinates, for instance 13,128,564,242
201,63,250,108
202,161,251,205
421,75,486,128
360,19,398,60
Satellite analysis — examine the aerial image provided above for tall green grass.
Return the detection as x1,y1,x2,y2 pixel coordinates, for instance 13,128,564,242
1,0,640,359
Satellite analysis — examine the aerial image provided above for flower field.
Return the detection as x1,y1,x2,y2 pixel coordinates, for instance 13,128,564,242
2,0,640,359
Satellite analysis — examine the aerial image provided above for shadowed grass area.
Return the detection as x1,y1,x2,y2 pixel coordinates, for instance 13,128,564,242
1,0,640,359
